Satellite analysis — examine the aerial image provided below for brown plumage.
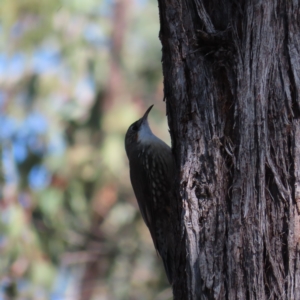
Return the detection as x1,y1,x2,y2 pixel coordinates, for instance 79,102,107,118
125,105,174,284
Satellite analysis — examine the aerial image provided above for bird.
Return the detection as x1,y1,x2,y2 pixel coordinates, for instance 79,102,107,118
125,105,175,284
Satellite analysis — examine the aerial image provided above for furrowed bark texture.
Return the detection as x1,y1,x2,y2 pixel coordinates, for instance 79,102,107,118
157,1,300,299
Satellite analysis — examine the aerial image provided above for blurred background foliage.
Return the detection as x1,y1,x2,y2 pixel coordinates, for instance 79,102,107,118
0,0,172,299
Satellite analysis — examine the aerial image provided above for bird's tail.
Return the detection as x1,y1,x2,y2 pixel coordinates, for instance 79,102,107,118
161,249,173,284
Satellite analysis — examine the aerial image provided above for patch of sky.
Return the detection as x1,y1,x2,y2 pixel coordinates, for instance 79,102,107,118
47,133,66,156
32,47,61,74
28,165,51,190
14,112,48,146
2,146,19,185
2,112,49,162
0,115,17,141
100,0,113,16
15,123,30,142
51,268,73,300
12,140,28,163
84,23,107,47
24,112,48,135
8,53,26,78
0,53,26,81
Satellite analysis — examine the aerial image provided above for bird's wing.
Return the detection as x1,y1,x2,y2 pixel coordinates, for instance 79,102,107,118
129,152,160,250
129,145,175,284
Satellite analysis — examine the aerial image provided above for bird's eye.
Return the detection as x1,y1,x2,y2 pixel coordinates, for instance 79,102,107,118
130,123,138,131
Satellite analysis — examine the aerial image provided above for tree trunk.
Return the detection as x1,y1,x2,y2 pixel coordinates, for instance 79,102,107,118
157,1,300,299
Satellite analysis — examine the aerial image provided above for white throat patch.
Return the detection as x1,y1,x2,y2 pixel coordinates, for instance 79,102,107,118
138,121,158,144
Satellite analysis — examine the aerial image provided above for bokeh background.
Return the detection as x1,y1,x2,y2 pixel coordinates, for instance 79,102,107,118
0,0,172,299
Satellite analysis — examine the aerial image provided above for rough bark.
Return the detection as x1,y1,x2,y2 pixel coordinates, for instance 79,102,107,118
157,1,300,299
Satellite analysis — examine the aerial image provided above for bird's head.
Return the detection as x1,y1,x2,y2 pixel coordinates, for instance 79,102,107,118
125,105,154,156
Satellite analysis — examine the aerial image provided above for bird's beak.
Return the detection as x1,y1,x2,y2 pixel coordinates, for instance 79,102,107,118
141,105,154,123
